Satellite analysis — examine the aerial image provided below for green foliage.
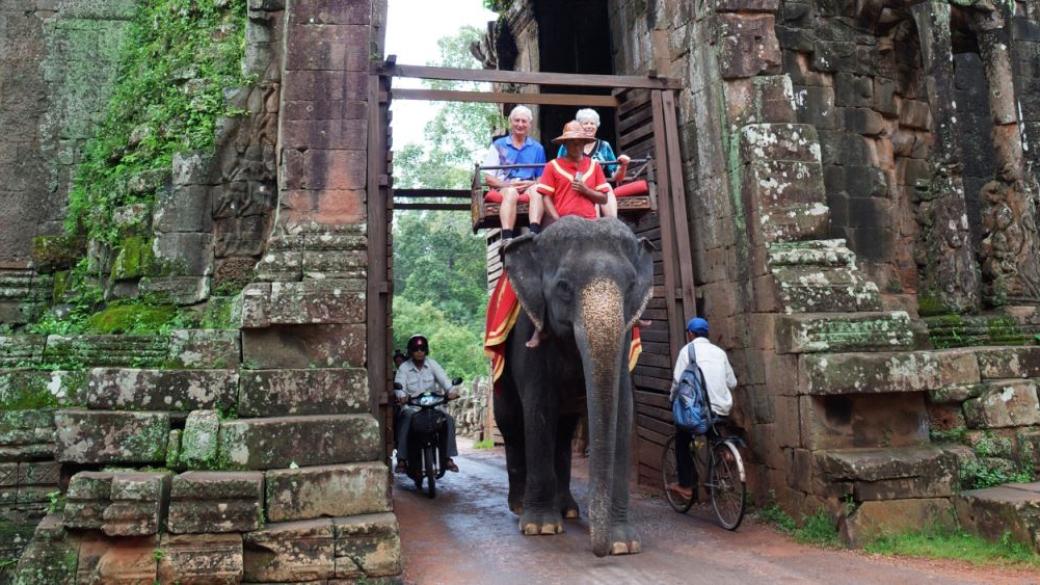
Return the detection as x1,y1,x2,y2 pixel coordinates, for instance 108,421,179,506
65,0,250,245
929,426,967,444
394,212,488,327
393,298,488,381
959,457,1035,490
472,438,495,449
483,0,512,11
47,491,65,515
392,27,498,381
865,527,1040,568
758,502,841,548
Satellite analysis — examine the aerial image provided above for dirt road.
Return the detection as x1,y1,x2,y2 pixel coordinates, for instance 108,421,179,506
394,444,1039,585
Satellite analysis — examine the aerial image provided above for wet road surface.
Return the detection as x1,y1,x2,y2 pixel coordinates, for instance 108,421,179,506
394,443,1040,585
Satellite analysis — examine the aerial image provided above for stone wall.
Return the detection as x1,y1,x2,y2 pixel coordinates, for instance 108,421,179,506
0,0,136,265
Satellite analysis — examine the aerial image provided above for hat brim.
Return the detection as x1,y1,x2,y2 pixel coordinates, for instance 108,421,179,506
551,133,598,145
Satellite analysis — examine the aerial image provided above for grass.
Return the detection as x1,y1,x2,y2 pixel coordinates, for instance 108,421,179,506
866,528,1040,568
757,504,841,548
472,438,495,450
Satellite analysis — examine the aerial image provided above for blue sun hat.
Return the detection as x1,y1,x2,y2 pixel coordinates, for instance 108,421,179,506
686,317,709,336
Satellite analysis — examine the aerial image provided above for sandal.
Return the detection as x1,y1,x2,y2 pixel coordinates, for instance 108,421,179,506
445,459,459,473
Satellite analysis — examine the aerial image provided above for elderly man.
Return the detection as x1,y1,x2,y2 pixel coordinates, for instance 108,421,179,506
482,105,547,241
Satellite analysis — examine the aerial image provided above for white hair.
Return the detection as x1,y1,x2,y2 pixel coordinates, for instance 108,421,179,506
509,105,533,121
575,108,601,127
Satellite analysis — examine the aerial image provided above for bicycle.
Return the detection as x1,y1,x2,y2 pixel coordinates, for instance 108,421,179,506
661,417,747,530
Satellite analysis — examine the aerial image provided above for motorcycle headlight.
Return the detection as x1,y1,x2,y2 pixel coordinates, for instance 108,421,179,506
419,395,437,406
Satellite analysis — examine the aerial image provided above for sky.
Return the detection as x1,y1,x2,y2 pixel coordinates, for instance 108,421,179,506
384,0,498,147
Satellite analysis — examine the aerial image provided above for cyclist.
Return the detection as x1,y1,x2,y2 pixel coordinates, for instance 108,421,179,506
667,317,737,501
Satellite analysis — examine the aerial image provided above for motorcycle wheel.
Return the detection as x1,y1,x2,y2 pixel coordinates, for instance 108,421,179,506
424,444,436,499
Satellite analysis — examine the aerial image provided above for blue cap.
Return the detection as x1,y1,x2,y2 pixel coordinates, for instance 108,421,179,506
686,317,709,335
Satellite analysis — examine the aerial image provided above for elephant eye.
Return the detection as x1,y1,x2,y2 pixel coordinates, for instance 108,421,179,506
555,280,574,302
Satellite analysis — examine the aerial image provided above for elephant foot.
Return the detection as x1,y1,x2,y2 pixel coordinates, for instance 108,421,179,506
609,524,641,556
508,494,523,516
519,509,564,535
558,494,580,520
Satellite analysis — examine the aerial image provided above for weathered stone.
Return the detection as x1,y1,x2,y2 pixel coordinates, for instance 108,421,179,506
963,379,1040,428
740,123,821,163
928,382,985,404
816,446,956,499
102,472,171,536
168,471,264,534
54,409,169,464
153,233,214,276
240,280,366,327
841,498,956,547
955,482,1040,552
238,368,368,417
243,518,335,582
9,526,77,585
266,463,390,522
157,533,243,584
154,184,213,233
799,394,929,450
30,235,85,273
976,346,1040,379
139,276,211,305
717,14,781,79
85,368,238,412
166,329,240,369
776,311,912,354
799,349,979,395
218,415,381,470
770,266,882,313
0,335,46,368
0,369,87,408
242,323,366,369
333,512,402,579
64,471,113,530
110,236,155,281
180,410,221,469
43,334,169,368
76,534,159,585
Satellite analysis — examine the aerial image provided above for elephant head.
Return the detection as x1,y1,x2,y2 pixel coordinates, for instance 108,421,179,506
504,216,654,556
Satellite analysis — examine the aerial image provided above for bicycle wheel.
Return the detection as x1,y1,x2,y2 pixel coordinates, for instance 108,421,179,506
661,435,694,513
709,440,746,530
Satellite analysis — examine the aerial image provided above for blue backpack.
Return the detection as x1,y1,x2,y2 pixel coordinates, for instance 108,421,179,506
672,344,712,435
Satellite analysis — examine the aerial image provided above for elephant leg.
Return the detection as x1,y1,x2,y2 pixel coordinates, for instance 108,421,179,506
493,384,526,516
608,377,640,555
519,387,563,535
555,413,580,519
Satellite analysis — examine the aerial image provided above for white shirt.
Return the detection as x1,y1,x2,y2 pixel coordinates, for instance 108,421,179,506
670,337,737,416
394,357,451,400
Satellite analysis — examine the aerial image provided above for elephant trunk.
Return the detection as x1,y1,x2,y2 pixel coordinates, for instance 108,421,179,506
577,278,626,557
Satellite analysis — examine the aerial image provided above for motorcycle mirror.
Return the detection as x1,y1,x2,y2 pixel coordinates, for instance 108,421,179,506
393,382,403,390
451,377,463,386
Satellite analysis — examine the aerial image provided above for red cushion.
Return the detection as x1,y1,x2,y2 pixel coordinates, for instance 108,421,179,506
614,180,649,198
484,190,531,204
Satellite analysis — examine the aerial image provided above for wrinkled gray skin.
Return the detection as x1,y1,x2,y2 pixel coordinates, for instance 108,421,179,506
495,216,654,557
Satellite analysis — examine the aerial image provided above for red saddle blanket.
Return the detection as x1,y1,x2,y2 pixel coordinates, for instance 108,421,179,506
484,273,642,390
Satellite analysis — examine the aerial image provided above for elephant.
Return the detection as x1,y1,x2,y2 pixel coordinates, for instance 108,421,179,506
495,216,654,557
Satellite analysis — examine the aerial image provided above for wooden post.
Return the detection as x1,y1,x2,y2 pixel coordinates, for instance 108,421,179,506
662,90,697,316
367,72,391,456
650,90,684,357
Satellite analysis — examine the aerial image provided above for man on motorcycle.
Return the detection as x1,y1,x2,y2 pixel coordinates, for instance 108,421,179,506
394,334,461,474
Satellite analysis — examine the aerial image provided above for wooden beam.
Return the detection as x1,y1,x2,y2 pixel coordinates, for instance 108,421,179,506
393,203,471,211
394,188,471,199
366,73,390,431
378,63,683,90
650,90,684,359
662,90,697,317
392,88,617,107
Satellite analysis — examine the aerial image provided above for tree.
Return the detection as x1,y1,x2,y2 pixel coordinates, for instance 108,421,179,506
391,26,501,379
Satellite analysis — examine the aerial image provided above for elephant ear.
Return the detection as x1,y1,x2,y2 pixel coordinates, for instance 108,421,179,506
503,234,546,331
625,237,656,328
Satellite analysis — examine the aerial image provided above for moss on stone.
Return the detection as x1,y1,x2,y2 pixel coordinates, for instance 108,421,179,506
917,294,951,317
109,236,155,281
83,302,176,335
30,235,85,273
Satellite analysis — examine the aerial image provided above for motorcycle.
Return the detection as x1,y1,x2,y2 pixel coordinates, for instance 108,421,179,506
395,377,462,498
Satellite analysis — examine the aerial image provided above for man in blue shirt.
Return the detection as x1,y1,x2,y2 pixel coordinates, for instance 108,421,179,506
482,105,547,240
